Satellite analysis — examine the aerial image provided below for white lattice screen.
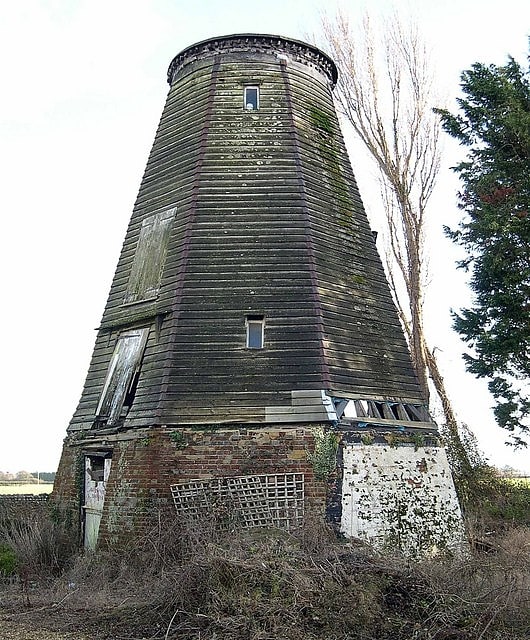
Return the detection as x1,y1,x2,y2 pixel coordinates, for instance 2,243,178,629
170,473,304,530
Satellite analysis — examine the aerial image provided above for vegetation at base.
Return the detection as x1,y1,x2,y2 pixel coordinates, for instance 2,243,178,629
0,543,17,576
455,463,530,537
0,502,76,581
446,427,529,553
1,489,529,640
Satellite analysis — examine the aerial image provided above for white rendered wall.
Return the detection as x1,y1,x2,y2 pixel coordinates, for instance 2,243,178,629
340,443,464,555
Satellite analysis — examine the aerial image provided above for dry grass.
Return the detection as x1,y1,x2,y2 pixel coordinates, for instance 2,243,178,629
1,512,529,640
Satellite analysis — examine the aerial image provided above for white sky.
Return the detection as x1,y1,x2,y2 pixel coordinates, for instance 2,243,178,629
0,0,528,473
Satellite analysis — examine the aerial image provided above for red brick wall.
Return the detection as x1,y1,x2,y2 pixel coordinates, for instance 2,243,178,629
53,425,328,547
50,443,84,541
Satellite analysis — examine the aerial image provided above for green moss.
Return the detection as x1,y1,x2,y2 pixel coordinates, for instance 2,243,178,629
361,432,375,445
383,433,398,448
308,102,354,226
349,274,367,286
411,433,426,450
309,104,334,135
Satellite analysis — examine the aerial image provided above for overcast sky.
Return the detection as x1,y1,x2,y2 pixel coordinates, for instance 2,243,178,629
0,0,528,473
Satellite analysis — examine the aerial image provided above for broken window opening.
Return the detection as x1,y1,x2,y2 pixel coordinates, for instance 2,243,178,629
123,367,142,412
86,456,105,483
244,86,259,110
348,399,431,424
124,208,175,304
246,315,264,349
96,327,149,426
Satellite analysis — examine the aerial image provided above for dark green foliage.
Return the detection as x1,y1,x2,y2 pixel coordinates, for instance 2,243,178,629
0,543,17,575
435,46,530,445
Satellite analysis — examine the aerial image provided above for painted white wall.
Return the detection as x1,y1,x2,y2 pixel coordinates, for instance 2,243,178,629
341,443,464,555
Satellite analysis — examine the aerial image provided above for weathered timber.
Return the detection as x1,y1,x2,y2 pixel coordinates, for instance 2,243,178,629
66,34,425,431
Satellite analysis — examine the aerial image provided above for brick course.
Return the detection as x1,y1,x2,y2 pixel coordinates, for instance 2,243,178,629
52,424,329,547
0,494,49,528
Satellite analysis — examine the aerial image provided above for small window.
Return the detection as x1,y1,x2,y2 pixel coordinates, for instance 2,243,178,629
246,315,264,349
244,86,259,110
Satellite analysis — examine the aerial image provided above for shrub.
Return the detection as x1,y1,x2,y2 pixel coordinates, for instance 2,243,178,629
0,506,77,579
0,507,528,639
0,543,17,576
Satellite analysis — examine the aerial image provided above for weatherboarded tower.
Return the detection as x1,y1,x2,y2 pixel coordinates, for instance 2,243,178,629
53,35,462,554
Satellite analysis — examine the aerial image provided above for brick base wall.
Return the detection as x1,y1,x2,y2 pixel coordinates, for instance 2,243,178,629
0,494,49,529
52,424,464,554
52,424,329,547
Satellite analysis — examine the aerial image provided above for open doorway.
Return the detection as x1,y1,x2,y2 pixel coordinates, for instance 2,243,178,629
83,453,112,550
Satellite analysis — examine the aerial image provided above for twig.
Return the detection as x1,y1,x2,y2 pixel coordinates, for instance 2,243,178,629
164,608,209,639
7,588,80,616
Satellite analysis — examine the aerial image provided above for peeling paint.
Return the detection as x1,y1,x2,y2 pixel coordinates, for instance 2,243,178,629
340,444,464,556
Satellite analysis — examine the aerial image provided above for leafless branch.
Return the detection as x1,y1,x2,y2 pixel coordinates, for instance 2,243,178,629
320,10,467,458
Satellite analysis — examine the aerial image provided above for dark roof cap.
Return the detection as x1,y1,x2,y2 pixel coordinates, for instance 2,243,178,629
167,33,338,86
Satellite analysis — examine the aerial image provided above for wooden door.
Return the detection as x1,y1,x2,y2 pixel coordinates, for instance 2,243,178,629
83,455,111,550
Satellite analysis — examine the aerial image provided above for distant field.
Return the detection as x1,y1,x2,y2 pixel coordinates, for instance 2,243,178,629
508,477,530,486
0,483,53,495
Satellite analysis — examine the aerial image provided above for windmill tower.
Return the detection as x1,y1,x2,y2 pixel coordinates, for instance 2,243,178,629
53,35,463,553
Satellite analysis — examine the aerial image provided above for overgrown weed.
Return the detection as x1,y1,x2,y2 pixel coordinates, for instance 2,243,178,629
1,501,529,639
0,505,76,580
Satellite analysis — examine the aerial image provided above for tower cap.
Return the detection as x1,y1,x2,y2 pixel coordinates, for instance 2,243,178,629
167,33,338,86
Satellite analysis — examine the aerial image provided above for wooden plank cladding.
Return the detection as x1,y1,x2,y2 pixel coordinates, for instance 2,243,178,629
67,34,426,433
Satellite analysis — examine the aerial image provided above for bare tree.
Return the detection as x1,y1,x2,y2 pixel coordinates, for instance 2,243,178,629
321,12,469,466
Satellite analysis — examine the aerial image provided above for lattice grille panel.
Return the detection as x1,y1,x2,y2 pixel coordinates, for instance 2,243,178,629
171,473,304,531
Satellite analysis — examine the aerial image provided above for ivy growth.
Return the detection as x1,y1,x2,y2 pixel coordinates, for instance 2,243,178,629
307,427,339,481
169,430,188,450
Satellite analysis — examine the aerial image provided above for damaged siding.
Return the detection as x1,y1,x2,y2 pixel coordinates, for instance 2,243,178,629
124,208,175,304
67,35,424,431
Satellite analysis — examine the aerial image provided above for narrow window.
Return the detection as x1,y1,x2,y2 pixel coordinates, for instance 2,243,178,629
124,208,175,304
246,315,264,349
244,86,259,110
96,328,149,425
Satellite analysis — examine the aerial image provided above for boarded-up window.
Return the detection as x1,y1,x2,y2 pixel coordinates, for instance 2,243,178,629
124,208,175,304
96,328,149,425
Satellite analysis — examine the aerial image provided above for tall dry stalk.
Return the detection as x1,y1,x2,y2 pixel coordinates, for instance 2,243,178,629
321,12,470,469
